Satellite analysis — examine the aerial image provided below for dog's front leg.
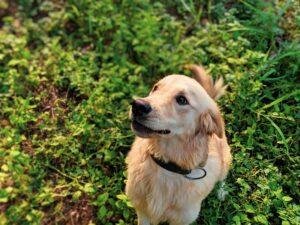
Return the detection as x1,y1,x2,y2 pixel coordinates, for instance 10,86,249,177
137,211,151,225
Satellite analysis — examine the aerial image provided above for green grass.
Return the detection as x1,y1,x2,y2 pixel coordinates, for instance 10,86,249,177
0,0,299,224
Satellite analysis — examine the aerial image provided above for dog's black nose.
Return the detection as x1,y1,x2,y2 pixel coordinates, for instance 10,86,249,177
131,99,152,117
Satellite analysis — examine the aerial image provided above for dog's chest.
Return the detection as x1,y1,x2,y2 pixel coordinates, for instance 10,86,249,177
153,170,209,205
126,137,225,217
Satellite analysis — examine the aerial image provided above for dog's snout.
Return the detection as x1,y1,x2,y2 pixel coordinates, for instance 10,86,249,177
131,99,152,117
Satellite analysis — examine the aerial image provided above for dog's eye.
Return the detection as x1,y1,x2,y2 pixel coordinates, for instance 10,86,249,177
152,85,158,92
176,95,189,105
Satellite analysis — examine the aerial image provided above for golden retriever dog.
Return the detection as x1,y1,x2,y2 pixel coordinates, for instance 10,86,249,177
125,65,232,225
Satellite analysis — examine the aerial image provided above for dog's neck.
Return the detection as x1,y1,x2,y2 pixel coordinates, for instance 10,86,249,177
146,135,209,170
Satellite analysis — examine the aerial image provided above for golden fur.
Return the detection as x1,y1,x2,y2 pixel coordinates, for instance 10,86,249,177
125,65,232,225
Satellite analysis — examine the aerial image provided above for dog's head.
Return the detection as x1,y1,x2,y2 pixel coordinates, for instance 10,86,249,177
130,74,224,140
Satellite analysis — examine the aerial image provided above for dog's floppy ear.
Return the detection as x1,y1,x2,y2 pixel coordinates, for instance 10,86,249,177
198,108,224,138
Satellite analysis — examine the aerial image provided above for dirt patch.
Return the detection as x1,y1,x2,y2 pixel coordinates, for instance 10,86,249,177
21,139,35,156
42,195,95,225
0,119,10,127
0,202,9,213
280,6,300,41
35,81,87,115
65,20,79,34
35,82,68,119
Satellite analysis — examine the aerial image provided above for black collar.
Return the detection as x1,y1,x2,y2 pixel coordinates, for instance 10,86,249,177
150,154,207,180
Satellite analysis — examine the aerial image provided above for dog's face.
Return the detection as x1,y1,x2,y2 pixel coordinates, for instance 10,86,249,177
130,75,223,138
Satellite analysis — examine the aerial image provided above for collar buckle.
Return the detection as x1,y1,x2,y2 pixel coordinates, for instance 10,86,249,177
150,154,207,180
184,167,207,180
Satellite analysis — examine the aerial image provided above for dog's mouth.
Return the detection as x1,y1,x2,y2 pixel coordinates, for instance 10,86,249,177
131,119,170,135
